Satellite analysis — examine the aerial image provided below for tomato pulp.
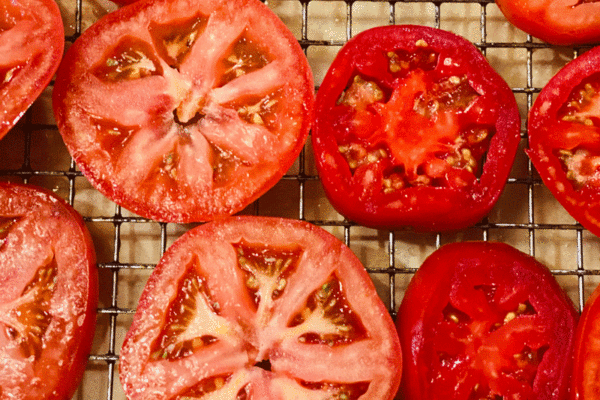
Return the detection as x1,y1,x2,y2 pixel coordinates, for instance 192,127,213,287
312,25,520,231
528,46,600,238
0,0,64,140
53,0,314,223
0,182,98,399
119,216,402,400
397,242,578,400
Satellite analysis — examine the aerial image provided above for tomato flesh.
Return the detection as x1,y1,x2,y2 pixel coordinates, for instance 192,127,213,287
571,282,600,399
313,25,520,231
119,217,402,400
53,0,314,223
528,47,600,238
0,183,98,400
495,0,600,45
397,242,578,400
0,0,64,140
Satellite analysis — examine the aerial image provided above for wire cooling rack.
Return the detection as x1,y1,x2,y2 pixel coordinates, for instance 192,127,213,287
1,0,599,398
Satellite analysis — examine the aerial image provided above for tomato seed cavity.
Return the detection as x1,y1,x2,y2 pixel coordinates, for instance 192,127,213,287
94,37,163,81
150,257,221,361
3,254,58,359
149,15,208,69
288,277,367,346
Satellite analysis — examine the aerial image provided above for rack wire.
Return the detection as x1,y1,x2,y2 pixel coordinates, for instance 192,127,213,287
1,0,598,398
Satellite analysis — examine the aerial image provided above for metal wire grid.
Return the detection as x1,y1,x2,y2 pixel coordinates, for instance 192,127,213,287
0,0,596,398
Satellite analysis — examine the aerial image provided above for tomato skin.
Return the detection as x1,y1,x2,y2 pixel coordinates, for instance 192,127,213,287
53,0,314,223
527,46,600,238
312,25,520,232
495,0,600,45
397,242,578,400
0,0,64,140
0,182,98,400
120,216,401,400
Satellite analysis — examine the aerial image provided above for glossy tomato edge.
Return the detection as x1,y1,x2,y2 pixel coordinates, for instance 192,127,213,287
312,25,520,232
396,241,578,400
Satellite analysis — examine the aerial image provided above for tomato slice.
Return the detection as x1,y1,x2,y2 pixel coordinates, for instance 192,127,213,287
0,0,64,140
312,25,520,231
52,0,314,223
527,47,600,238
119,216,401,400
571,281,600,399
495,0,600,45
397,242,578,400
0,182,98,399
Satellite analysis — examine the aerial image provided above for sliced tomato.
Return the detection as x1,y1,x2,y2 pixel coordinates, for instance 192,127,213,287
571,282,600,399
312,25,520,231
527,46,600,238
119,216,401,400
0,0,64,140
52,0,314,223
397,242,578,400
0,182,98,399
495,0,600,45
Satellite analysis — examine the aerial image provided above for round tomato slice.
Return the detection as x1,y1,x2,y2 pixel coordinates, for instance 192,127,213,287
0,0,64,140
312,25,520,231
571,282,600,399
527,47,600,238
0,182,98,399
495,0,600,45
397,242,578,400
119,216,401,400
52,0,314,223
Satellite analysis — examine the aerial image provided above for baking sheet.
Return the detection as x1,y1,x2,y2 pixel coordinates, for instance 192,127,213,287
2,0,598,398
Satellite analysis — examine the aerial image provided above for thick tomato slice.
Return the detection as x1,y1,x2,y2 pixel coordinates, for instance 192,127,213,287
0,182,98,399
0,0,64,140
119,216,401,400
52,0,314,223
527,47,600,238
495,0,600,45
571,282,600,399
312,25,520,231
397,242,578,400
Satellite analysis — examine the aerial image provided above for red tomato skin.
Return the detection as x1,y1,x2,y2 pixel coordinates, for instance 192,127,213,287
571,283,600,399
120,216,401,400
312,25,520,232
527,46,600,238
0,0,64,140
52,0,314,223
495,0,600,45
0,182,98,400
397,242,578,400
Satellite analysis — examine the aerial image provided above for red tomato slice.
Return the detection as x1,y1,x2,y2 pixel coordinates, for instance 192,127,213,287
0,182,98,399
312,25,520,231
0,0,64,140
527,46,600,238
52,0,314,223
495,0,600,45
571,282,600,399
119,216,401,400
397,242,578,400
